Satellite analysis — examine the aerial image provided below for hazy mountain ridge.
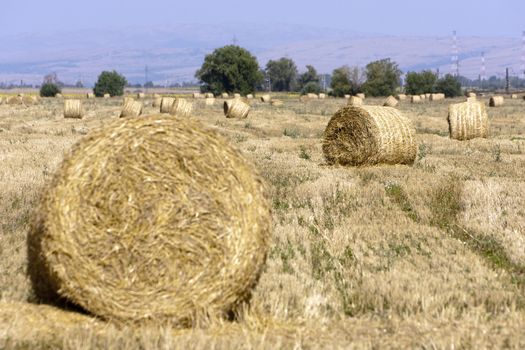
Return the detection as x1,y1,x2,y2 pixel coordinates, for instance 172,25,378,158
0,23,521,86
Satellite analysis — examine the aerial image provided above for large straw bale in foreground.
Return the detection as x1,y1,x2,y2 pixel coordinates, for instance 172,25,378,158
448,99,489,140
224,99,250,118
323,106,417,166
28,115,271,324
489,96,504,107
64,100,84,119
170,98,192,118
120,99,143,118
383,95,398,107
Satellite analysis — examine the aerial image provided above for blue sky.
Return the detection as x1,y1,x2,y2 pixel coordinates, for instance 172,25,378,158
1,0,524,37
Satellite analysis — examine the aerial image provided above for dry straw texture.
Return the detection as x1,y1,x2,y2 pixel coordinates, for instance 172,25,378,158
56,93,63,98
246,94,254,99
205,93,214,99
233,93,241,99
193,93,203,99
323,106,417,166
448,99,489,141
27,114,271,324
63,100,84,119
419,94,426,100
153,97,162,108
260,94,271,103
307,93,319,99
383,95,398,107
224,99,250,118
120,99,143,118
271,99,283,107
430,93,445,101
22,95,38,105
489,96,504,107
221,92,229,98
467,92,477,98
6,96,23,105
205,98,215,106
347,96,363,106
397,94,406,100
160,97,175,113
319,93,326,99
169,98,192,118
356,93,365,99
137,93,145,99
411,95,422,103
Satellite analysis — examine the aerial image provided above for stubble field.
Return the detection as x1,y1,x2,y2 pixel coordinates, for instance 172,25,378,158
1,94,525,349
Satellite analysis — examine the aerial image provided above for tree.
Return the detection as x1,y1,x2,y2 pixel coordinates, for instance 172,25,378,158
435,74,462,97
93,71,127,97
195,45,262,96
362,58,402,97
298,65,319,92
301,81,322,95
405,71,437,95
39,83,61,97
330,66,364,97
265,58,298,92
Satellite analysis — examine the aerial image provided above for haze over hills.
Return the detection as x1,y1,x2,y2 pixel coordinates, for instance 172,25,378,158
0,23,522,86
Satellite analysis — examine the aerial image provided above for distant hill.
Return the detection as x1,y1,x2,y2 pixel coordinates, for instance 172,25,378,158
0,23,521,86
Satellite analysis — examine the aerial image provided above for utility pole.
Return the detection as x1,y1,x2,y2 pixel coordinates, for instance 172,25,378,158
506,67,510,93
145,65,149,93
451,30,459,76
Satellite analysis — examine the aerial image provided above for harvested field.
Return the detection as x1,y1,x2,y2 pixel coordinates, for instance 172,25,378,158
1,94,525,348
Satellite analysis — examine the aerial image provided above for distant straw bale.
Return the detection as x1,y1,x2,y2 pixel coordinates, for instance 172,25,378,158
425,93,431,99
64,100,84,119
160,97,175,113
86,93,95,99
56,93,63,99
319,93,326,99
27,114,271,324
307,93,319,99
120,99,143,118
467,92,476,98
221,92,229,98
204,93,213,99
411,96,422,103
224,99,250,118
396,94,406,100
7,96,23,105
511,94,518,99
233,93,241,99
489,96,504,107
22,95,38,105
448,99,489,140
356,93,365,99
323,106,417,166
246,94,254,99
260,94,271,103
344,94,351,99
347,96,363,106
205,97,215,106
193,93,203,99
170,98,192,118
383,95,398,107
430,93,445,101
419,94,426,100
103,93,110,99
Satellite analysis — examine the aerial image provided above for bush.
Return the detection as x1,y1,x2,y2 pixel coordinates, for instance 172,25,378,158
195,45,263,96
93,71,127,97
39,83,61,97
301,81,321,95
405,71,437,95
298,65,320,92
362,58,401,97
435,74,462,98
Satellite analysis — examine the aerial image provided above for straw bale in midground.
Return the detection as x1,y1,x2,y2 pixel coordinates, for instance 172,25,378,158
448,99,489,140
27,115,271,324
489,96,504,107
224,99,250,118
323,106,417,166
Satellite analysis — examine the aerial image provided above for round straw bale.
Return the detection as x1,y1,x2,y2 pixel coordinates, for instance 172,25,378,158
160,97,175,113
205,97,215,106
193,92,203,99
205,93,214,99
120,99,143,118
396,94,406,100
319,93,326,99
347,96,363,106
307,93,319,99
383,95,398,107
411,95,422,103
137,93,145,99
344,94,351,99
18,93,25,97
6,96,23,105
86,93,95,99
22,95,37,105
430,93,445,101
356,93,365,99
511,94,518,99
224,99,250,118
425,93,431,99
153,97,162,108
103,93,110,99
448,99,489,140
323,106,417,166
233,93,241,99
221,92,229,98
64,99,84,119
27,115,271,324
246,94,254,99
489,96,504,107
170,98,192,118
271,99,283,107
467,92,476,98
56,93,63,99
419,94,426,100
260,94,271,103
